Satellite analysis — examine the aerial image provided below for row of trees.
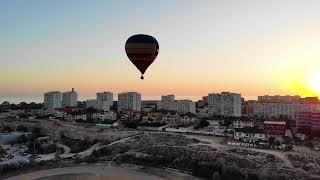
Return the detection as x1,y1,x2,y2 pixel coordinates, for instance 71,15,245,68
194,119,210,129
0,102,43,111
1,125,30,133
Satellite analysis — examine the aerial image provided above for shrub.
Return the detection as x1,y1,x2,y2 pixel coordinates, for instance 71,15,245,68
0,146,6,158
2,126,12,132
17,134,28,144
285,144,294,151
39,144,57,154
16,125,28,132
212,171,221,180
267,174,288,180
221,163,245,180
246,173,262,180
194,119,210,129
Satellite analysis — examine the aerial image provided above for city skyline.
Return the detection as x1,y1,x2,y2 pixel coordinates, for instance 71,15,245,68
1,89,319,105
2,1,320,99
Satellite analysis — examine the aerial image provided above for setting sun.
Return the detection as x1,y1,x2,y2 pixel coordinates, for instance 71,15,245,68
308,72,320,94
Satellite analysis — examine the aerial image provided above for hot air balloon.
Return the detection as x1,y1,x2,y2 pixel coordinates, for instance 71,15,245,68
125,34,159,80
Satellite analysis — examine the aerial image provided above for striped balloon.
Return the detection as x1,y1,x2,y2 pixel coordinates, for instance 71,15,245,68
125,34,159,79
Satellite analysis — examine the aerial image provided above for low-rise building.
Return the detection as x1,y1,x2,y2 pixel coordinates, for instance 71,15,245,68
162,112,180,124
233,118,254,129
180,112,198,124
119,110,141,121
94,111,117,121
64,111,87,122
296,111,320,132
263,121,287,136
207,120,226,136
147,112,163,123
234,127,266,142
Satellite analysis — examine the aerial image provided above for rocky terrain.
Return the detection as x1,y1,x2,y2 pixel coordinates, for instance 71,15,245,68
1,119,320,180
87,132,320,180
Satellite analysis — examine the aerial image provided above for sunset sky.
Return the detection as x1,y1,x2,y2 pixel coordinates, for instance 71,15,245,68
1,0,320,101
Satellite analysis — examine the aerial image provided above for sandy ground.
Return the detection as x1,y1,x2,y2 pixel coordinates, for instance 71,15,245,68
5,164,197,180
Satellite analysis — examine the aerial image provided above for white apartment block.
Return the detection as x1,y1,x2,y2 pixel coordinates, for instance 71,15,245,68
118,92,141,111
161,95,175,101
258,95,301,103
62,88,78,107
208,92,241,117
251,103,320,119
44,91,62,112
158,95,196,114
175,100,196,114
158,95,175,111
97,92,113,106
86,99,111,111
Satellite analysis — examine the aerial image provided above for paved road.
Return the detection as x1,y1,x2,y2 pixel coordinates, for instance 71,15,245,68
5,165,196,180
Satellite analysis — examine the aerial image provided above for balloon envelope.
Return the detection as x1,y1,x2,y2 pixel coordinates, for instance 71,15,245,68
125,34,159,78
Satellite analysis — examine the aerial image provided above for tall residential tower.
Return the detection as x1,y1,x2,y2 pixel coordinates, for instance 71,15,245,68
44,91,62,112
208,92,241,117
118,92,141,111
62,88,78,107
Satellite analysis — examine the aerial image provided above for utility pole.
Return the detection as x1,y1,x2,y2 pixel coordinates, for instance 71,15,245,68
54,133,60,160
32,138,37,160
33,141,35,158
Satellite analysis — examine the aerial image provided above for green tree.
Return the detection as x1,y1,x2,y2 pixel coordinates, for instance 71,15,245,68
275,140,281,147
268,137,275,147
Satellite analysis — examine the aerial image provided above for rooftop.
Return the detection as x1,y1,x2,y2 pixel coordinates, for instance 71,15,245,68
263,121,286,125
235,127,265,134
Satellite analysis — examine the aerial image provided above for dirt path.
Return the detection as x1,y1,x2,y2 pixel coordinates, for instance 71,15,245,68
246,148,294,168
77,132,143,160
108,133,143,146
